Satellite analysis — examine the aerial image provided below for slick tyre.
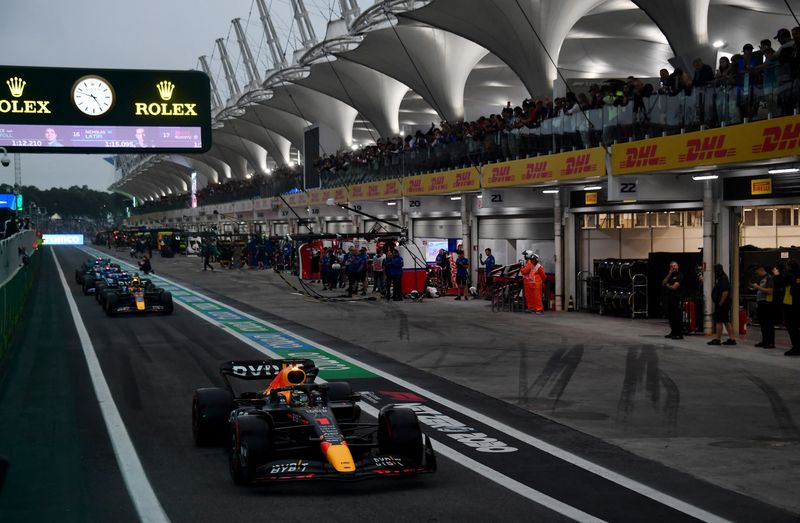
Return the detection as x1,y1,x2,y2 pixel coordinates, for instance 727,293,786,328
326,381,352,401
105,294,118,317
229,415,272,486
161,291,174,315
82,278,94,295
378,406,424,466
192,387,233,447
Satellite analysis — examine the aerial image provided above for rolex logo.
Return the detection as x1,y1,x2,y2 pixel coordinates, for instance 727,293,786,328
157,81,175,101
6,77,25,98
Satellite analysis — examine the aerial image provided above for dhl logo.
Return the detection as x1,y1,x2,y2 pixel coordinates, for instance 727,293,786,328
452,171,475,188
383,182,399,195
351,187,364,197
752,123,800,154
560,154,597,176
429,175,447,191
619,145,666,169
679,135,736,162
407,179,423,193
335,190,347,200
367,185,379,197
524,161,552,180
489,166,513,183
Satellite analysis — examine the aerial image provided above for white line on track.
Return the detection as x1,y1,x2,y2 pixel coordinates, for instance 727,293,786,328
80,246,732,523
53,249,170,523
78,247,602,521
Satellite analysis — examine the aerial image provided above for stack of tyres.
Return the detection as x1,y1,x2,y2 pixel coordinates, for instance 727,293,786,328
593,258,647,318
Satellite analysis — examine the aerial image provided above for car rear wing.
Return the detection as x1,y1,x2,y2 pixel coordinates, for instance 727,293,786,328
219,359,318,382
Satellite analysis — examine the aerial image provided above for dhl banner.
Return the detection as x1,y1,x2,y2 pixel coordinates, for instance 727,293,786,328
348,179,403,201
402,167,481,196
483,147,606,188
281,192,307,207
612,114,800,175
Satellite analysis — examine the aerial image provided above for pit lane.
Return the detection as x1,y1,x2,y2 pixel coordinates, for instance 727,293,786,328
0,246,795,522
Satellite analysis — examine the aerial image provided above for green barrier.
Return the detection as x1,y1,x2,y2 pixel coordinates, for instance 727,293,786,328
0,248,41,361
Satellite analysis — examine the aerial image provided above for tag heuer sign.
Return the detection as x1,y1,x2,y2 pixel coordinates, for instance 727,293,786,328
751,178,773,196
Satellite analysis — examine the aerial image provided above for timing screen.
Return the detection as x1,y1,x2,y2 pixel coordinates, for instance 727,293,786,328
0,124,202,149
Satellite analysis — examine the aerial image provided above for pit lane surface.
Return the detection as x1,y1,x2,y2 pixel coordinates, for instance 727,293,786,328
0,246,795,522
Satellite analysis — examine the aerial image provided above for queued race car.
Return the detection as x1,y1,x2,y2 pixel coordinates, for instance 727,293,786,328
102,274,174,316
95,271,137,305
74,257,111,286
192,359,436,485
80,263,124,295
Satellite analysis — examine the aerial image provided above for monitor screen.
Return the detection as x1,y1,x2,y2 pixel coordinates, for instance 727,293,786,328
0,124,202,149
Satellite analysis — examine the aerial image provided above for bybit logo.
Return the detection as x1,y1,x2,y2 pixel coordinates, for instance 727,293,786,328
134,80,197,117
0,76,51,114
157,80,175,101
6,77,25,98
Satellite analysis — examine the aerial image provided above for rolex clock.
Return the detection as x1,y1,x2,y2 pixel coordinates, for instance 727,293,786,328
71,75,115,116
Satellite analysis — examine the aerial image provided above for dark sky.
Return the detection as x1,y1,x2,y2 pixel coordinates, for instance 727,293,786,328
0,0,351,190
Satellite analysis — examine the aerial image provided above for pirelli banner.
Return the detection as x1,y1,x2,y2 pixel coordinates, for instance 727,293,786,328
348,179,403,201
402,167,481,196
612,114,800,175
482,147,606,188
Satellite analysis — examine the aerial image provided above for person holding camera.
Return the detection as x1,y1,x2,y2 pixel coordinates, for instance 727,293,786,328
750,265,774,348
662,261,684,339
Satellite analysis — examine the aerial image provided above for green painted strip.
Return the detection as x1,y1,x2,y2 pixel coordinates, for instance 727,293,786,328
79,247,374,379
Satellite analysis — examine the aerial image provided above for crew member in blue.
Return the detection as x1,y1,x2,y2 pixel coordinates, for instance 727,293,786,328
481,248,495,293
455,249,470,300
388,248,404,301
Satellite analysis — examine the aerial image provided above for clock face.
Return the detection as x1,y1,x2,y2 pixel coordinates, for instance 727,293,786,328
72,75,115,116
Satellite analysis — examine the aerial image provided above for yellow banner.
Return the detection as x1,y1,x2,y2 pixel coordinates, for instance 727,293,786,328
612,114,800,175
483,147,606,188
281,192,307,207
348,179,403,201
402,167,481,196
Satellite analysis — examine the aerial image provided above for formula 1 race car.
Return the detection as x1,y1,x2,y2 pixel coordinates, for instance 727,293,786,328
192,359,436,485
95,272,144,305
74,257,110,285
103,276,173,316
81,264,124,295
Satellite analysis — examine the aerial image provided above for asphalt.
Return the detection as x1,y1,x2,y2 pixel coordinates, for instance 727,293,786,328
112,246,800,514
0,245,797,522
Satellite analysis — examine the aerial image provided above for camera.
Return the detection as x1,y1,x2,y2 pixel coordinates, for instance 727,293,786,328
1,156,9,167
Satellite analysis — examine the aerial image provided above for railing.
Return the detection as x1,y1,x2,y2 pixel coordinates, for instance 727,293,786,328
0,230,35,286
319,76,800,188
131,71,800,209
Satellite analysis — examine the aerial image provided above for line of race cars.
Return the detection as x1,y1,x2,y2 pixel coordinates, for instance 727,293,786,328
193,358,436,484
74,256,174,316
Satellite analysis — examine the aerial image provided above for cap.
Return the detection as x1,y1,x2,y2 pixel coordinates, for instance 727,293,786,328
775,28,790,39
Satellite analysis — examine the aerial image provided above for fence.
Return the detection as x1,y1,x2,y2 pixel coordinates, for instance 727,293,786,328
0,230,39,360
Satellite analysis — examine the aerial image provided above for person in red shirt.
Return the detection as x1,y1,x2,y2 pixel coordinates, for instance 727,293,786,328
520,251,545,314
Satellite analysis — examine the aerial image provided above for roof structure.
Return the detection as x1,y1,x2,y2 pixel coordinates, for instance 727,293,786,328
113,0,798,199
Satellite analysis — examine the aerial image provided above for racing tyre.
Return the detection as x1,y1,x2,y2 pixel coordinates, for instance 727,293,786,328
161,291,174,315
105,294,118,317
378,406,424,466
229,415,272,485
75,269,82,284
192,387,233,447
326,381,352,402
82,278,94,295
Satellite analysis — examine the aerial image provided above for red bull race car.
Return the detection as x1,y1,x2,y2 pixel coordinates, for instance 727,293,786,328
192,359,436,485
103,274,173,316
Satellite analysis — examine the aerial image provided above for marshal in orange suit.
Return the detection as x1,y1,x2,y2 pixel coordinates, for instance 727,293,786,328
520,251,545,314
